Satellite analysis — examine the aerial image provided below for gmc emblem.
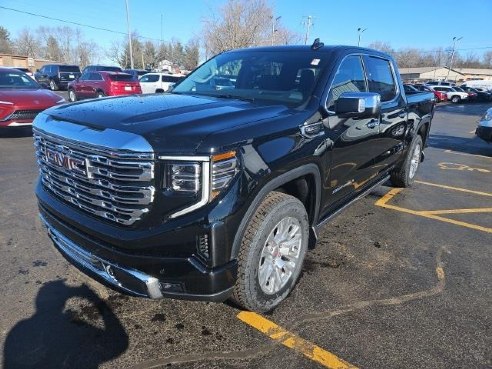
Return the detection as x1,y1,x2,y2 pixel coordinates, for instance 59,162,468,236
45,148,85,175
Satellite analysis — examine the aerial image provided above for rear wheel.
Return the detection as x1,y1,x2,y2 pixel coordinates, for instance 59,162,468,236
451,95,460,103
96,91,106,98
231,191,309,312
49,80,58,91
391,135,423,187
68,89,77,102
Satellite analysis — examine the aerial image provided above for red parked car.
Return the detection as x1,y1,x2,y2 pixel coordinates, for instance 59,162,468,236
0,67,64,129
67,71,142,102
413,84,447,102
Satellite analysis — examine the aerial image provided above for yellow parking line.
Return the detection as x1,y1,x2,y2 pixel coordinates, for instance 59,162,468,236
414,181,492,197
422,208,492,215
444,149,492,160
237,311,358,369
376,187,492,234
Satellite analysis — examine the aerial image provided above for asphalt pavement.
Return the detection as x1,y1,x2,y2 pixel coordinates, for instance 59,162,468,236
0,98,490,369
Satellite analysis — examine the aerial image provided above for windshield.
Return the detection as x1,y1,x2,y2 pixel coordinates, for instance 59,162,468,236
173,50,329,106
0,70,40,89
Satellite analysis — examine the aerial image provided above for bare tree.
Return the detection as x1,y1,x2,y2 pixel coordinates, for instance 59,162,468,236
14,28,40,57
183,38,200,70
367,41,394,54
202,0,289,56
483,51,492,67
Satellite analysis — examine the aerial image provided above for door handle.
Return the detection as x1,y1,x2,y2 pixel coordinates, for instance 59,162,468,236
398,112,406,119
366,119,379,129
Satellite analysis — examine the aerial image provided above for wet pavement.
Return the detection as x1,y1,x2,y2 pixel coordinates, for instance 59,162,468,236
0,99,491,368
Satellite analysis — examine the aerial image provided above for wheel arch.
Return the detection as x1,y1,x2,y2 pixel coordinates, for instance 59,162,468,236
230,164,321,260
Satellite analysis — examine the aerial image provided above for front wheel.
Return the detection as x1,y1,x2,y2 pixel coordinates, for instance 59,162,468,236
391,135,423,187
231,191,309,312
68,89,77,102
96,91,106,98
451,95,460,103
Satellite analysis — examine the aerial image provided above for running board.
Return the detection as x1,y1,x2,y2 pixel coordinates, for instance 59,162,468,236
312,175,391,239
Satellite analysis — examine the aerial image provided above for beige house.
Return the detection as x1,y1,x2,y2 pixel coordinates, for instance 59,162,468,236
0,54,53,73
454,68,492,81
399,67,464,82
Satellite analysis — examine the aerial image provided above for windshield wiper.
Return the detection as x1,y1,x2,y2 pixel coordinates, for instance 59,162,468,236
213,94,255,102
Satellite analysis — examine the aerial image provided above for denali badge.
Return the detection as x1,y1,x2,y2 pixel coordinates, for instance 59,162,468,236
45,148,86,175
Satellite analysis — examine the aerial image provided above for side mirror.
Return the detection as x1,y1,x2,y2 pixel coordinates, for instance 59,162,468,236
335,92,381,118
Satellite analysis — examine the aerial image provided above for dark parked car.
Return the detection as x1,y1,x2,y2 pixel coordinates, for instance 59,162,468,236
67,71,141,101
476,108,492,143
460,86,492,102
0,67,64,128
82,65,123,73
123,69,149,80
34,64,81,91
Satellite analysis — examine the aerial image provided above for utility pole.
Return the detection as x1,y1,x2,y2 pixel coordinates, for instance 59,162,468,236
271,16,281,45
302,16,314,45
125,0,134,69
357,27,367,47
446,36,462,81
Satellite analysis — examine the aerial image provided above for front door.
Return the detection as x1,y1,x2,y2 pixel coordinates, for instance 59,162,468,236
321,55,382,216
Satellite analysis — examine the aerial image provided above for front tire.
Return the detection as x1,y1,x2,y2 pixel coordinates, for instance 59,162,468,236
231,191,309,312
391,135,423,187
451,95,460,103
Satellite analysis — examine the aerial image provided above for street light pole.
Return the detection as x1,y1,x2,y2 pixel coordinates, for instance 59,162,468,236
303,16,313,45
446,36,462,81
271,16,281,45
125,0,134,69
357,27,367,47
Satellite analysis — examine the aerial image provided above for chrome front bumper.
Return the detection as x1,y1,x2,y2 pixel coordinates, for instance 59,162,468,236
39,213,163,299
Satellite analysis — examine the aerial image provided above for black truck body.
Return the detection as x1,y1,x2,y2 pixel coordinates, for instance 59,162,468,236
33,44,434,312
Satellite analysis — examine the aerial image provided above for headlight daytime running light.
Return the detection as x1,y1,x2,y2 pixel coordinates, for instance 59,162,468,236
159,151,238,218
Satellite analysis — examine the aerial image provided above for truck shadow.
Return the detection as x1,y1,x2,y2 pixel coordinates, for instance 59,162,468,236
3,280,129,369
428,134,491,157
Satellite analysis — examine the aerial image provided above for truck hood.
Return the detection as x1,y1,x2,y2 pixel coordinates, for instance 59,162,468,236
44,93,292,153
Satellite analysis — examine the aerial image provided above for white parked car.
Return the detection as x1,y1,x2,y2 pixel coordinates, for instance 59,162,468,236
139,73,183,93
428,85,469,103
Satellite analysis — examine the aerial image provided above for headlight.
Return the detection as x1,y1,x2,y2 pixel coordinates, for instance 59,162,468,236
170,163,201,192
482,111,492,121
160,151,238,218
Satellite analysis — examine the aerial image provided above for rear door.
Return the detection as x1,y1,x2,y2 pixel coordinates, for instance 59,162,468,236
322,54,382,212
363,55,407,175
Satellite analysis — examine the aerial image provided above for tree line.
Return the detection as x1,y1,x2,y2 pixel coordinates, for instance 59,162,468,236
1,0,491,71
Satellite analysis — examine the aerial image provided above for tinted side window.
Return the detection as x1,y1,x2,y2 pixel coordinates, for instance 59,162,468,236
364,57,396,102
327,55,366,111
141,75,159,82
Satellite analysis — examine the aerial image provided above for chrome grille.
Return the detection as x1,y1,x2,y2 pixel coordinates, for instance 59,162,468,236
33,129,155,225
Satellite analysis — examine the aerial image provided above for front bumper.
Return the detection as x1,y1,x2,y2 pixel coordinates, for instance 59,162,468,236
39,204,238,302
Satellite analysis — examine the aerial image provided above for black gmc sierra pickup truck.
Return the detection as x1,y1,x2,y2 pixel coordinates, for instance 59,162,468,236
33,41,434,312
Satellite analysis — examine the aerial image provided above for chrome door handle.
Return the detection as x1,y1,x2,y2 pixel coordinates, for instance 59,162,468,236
366,119,379,129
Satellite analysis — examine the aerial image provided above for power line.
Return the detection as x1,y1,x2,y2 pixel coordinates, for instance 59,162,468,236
0,5,162,43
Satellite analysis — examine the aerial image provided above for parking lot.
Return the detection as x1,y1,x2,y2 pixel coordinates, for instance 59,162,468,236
0,99,491,368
